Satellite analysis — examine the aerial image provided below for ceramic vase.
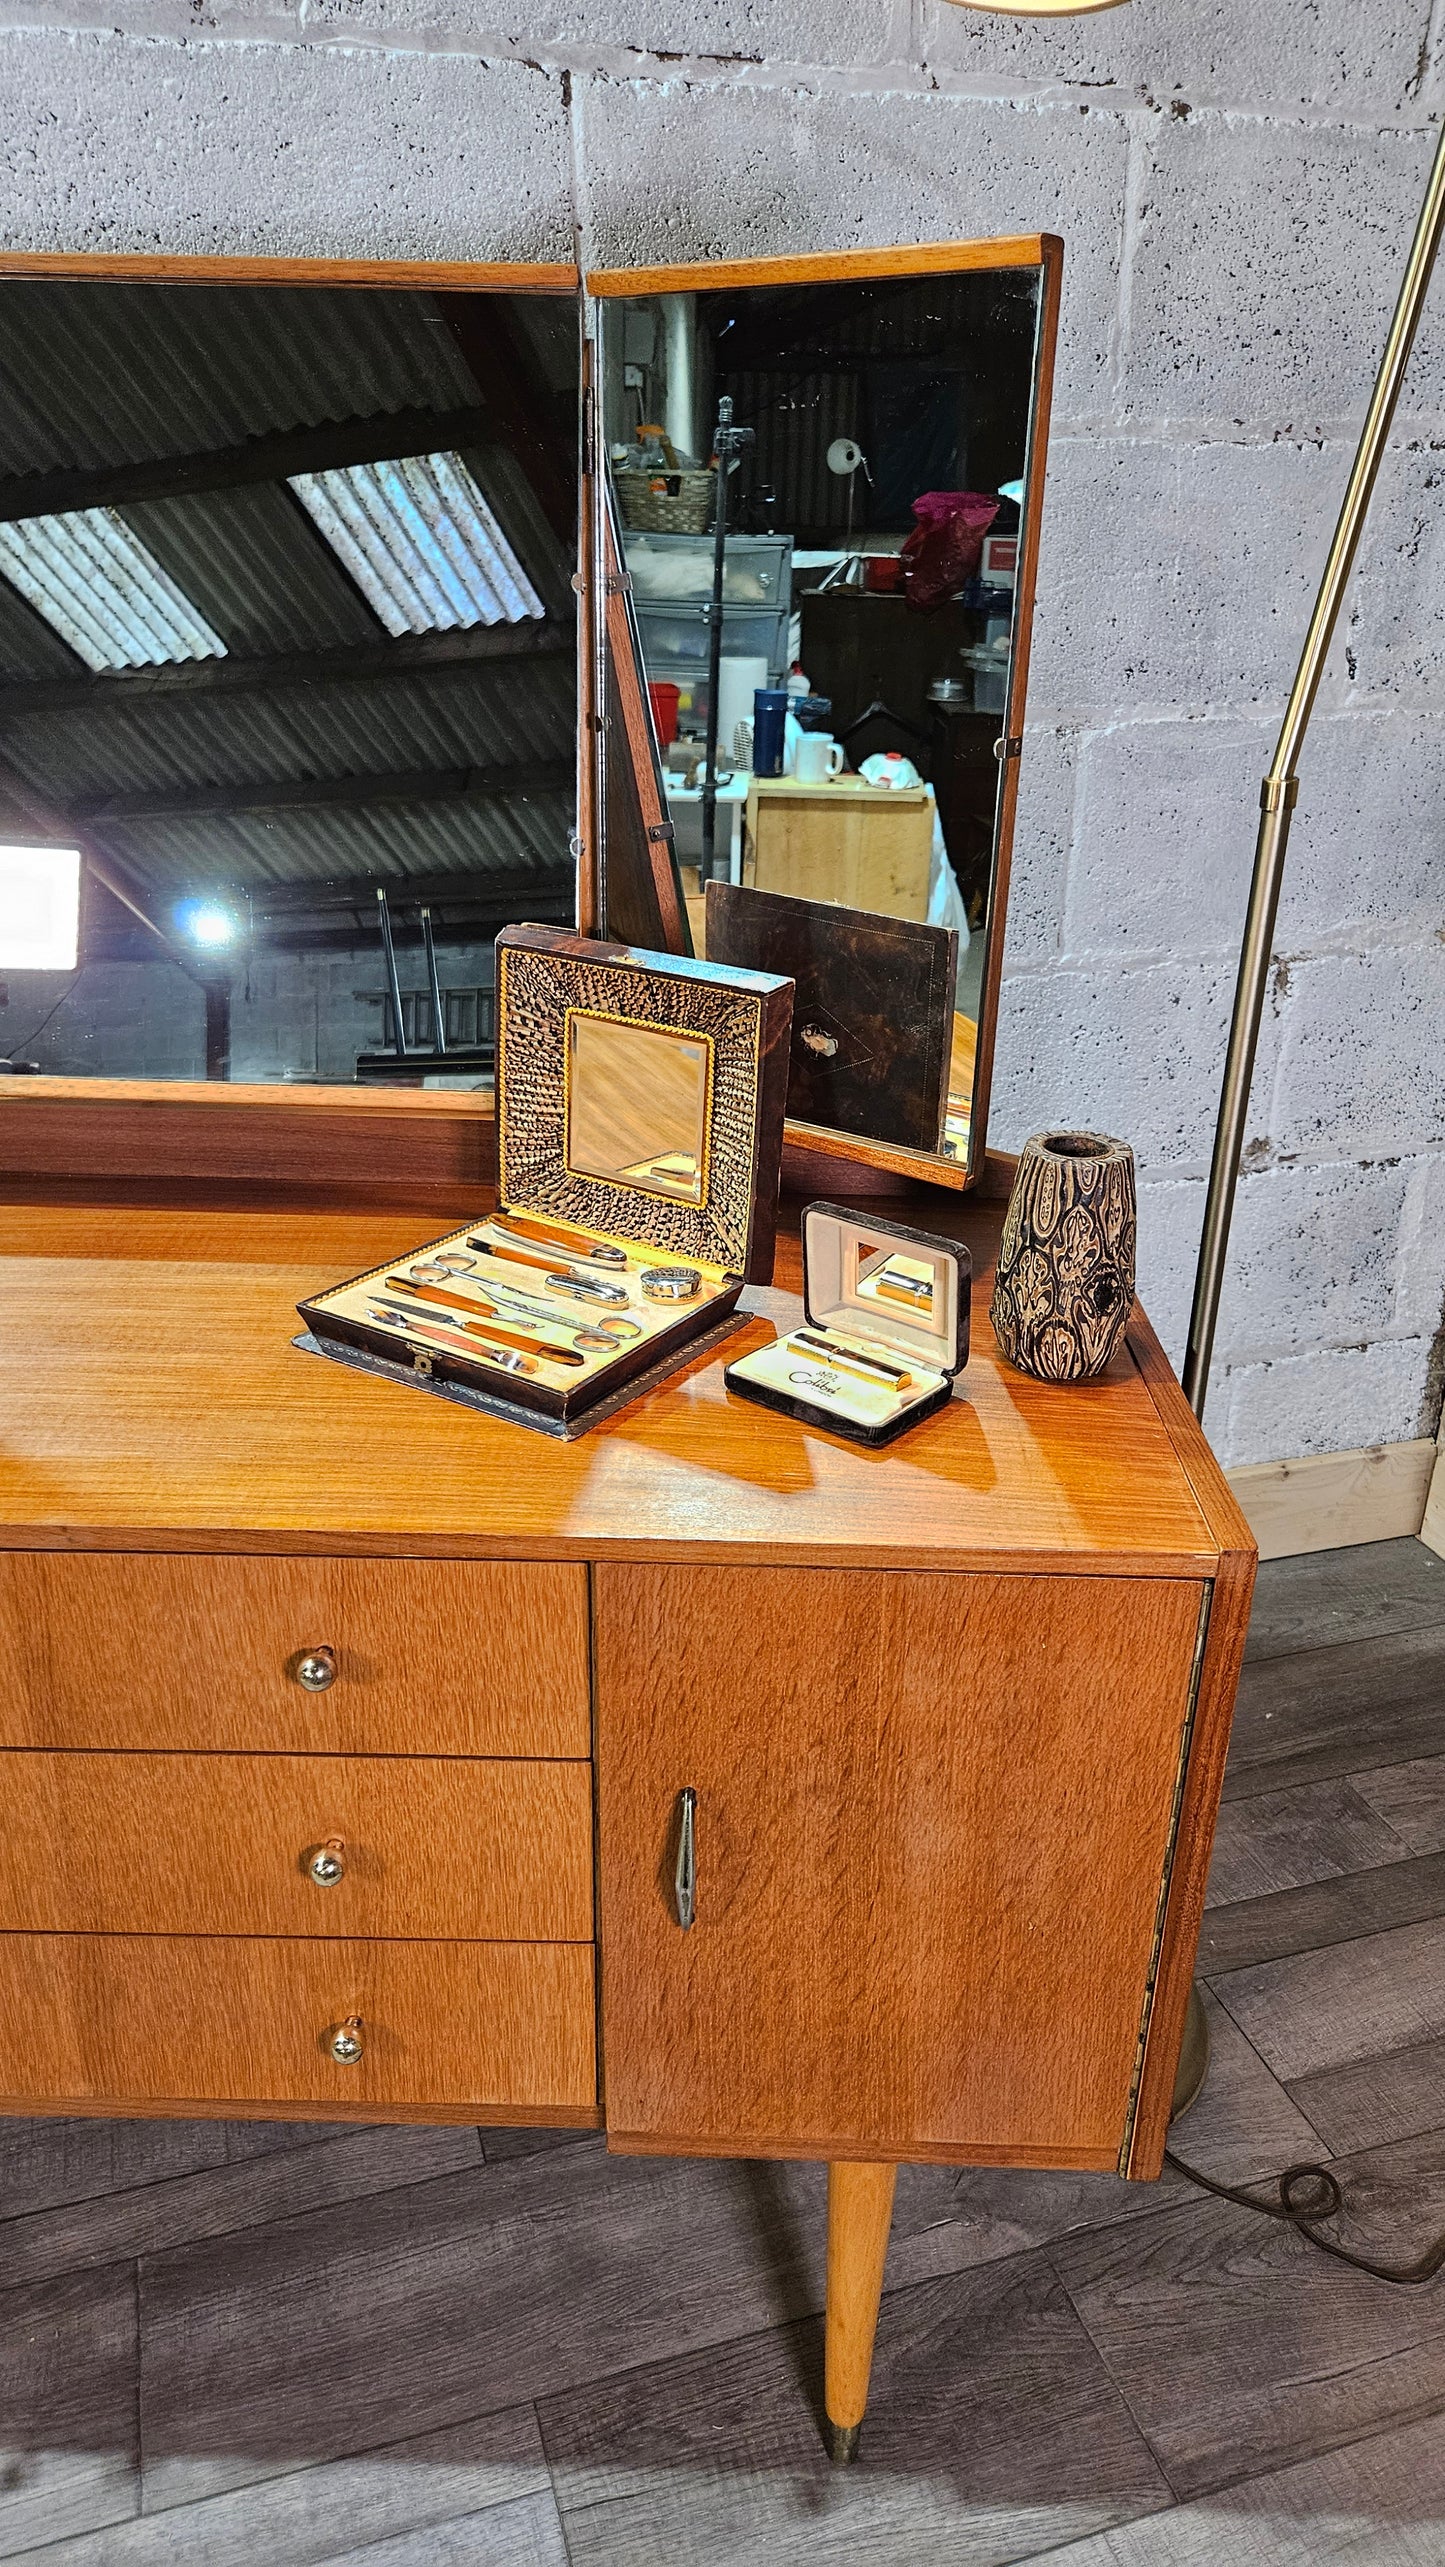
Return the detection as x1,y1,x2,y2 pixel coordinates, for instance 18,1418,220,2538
990,1130,1136,1383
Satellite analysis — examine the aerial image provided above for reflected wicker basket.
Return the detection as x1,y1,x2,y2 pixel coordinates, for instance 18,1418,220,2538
615,469,716,535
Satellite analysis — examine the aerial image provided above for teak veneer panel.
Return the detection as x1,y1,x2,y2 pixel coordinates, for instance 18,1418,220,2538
0,256,580,291
0,1197,1221,1573
0,1078,497,1198
595,1564,1206,2161
0,1935,597,2114
0,1753,593,1942
0,1554,591,1757
585,238,1053,296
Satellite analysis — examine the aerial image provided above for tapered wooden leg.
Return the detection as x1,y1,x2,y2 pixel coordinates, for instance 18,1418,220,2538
823,2159,897,2463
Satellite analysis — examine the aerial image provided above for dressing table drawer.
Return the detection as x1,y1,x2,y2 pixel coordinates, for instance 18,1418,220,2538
0,1752,593,1942
0,1935,597,2114
0,1552,590,1757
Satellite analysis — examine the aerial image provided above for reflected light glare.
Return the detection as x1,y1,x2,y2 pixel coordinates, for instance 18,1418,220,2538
177,900,237,950
0,843,82,971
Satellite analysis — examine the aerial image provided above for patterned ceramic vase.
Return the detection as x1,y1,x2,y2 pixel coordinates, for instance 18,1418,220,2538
990,1130,1136,1383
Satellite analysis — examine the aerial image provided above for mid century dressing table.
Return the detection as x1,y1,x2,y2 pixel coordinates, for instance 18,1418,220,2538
0,1090,1253,2459
0,237,1253,2457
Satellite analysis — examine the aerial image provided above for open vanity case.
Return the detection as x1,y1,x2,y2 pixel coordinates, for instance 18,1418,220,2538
0,234,1254,2465
300,924,793,1429
726,1201,970,1444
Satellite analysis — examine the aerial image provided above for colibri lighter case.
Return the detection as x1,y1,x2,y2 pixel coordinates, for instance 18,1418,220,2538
724,1200,971,1447
297,924,794,1433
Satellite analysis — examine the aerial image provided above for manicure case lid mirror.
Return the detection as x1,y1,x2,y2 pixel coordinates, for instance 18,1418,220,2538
801,1200,970,1380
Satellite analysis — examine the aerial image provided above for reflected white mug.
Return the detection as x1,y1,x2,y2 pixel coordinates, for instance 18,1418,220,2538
794,733,845,783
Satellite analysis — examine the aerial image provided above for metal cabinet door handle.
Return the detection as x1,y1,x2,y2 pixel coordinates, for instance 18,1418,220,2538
674,1787,696,1930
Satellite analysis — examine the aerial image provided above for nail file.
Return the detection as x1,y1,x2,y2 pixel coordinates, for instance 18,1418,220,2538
402,1268,627,1358
467,1238,580,1279
469,1234,675,1291
413,1262,615,1345
400,1267,574,1332
491,1212,628,1268
380,1285,586,1367
367,1307,535,1376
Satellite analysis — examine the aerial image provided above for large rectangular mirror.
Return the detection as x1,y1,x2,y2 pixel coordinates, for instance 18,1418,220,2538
0,270,579,1088
588,241,1060,1188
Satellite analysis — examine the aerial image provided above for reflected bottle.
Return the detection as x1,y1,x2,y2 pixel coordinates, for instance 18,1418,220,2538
752,688,790,779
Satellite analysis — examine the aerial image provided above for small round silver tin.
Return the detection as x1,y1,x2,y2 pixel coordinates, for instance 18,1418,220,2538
640,1266,703,1305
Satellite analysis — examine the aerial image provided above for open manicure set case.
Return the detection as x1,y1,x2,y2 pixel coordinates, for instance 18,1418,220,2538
725,1201,971,1447
297,923,795,1432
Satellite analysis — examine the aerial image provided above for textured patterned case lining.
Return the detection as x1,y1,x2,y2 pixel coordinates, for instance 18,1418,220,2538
496,940,766,1276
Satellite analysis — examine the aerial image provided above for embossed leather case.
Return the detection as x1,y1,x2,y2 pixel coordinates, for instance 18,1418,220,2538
298,925,794,1431
494,925,794,1287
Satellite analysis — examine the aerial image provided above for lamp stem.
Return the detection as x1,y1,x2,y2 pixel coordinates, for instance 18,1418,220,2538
1183,114,1445,1419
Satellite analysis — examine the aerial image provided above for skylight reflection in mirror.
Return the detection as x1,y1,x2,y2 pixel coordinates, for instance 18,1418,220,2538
289,451,546,635
0,508,228,671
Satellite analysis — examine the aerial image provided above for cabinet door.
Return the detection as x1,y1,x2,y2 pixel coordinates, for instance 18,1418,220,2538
595,1566,1206,2166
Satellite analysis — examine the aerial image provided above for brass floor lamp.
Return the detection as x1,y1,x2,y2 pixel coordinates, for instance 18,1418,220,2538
953,0,1445,2109
1183,116,1445,1417
1171,113,1445,2116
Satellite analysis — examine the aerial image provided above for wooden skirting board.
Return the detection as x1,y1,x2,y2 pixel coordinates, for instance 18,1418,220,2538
1229,1436,1438,1561
1422,1434,1445,1564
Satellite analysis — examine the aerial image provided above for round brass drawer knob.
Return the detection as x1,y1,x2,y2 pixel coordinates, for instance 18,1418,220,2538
293,1646,337,1693
328,2016,364,2066
306,1837,346,1889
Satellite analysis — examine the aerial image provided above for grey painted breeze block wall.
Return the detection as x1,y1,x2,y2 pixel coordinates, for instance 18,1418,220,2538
2,0,1443,1468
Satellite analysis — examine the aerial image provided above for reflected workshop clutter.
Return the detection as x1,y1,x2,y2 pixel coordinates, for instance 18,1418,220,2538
598,259,1053,1178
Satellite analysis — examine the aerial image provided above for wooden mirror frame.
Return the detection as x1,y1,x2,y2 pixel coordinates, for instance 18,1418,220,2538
583,237,1063,1194
0,249,584,1202
0,240,1059,1207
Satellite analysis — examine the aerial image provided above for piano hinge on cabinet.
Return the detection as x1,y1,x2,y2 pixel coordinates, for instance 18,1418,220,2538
1116,1583,1213,2176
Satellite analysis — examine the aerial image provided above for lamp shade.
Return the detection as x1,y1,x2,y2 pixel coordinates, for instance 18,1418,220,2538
948,0,1126,13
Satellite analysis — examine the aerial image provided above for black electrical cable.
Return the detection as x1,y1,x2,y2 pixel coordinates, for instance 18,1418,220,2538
1165,2147,1445,2287
0,966,84,1063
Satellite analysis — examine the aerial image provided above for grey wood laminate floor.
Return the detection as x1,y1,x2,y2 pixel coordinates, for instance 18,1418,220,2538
5,1537,1445,2565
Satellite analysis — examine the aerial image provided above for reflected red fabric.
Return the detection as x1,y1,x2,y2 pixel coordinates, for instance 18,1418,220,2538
901,490,1000,611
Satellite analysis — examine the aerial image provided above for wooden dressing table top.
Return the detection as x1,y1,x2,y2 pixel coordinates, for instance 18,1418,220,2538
0,1190,1235,1573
